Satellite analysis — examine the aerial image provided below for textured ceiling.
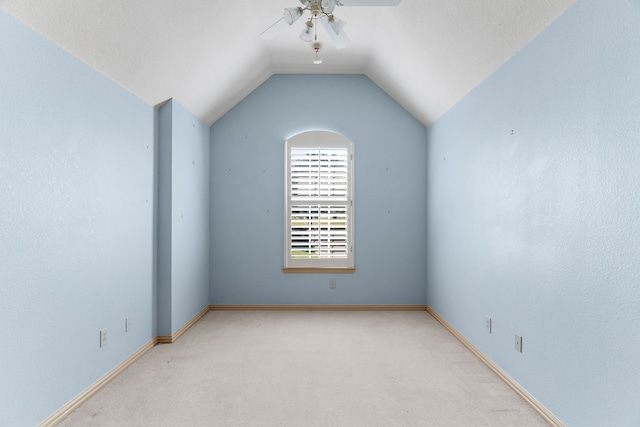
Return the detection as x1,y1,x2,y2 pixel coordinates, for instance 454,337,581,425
1,0,576,126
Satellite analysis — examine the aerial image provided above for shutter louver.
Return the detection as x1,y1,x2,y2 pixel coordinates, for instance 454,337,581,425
290,205,349,258
290,147,349,201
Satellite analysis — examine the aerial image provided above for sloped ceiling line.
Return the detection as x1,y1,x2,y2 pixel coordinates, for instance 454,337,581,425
1,0,576,126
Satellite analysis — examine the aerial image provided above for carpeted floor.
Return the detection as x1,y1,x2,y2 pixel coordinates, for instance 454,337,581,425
58,310,550,426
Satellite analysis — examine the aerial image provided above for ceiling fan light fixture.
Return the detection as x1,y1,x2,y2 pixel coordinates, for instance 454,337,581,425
264,0,390,49
299,21,315,42
320,14,350,48
284,7,303,25
321,0,336,14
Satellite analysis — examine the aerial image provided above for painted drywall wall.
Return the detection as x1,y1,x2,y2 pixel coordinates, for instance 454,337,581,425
157,101,174,336
425,1,640,425
157,99,210,335
210,74,427,305
0,11,156,426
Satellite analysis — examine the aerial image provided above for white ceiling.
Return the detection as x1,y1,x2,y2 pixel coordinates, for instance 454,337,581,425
1,0,576,126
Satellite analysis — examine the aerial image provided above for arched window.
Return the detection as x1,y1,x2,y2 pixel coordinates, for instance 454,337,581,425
284,131,354,272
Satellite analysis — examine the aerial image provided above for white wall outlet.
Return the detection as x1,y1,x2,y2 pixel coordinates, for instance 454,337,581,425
125,318,132,332
100,329,108,347
329,278,336,289
515,334,523,352
485,317,492,333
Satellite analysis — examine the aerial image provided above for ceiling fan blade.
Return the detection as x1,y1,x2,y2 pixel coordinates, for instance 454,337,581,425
320,15,350,49
260,17,288,40
337,0,401,5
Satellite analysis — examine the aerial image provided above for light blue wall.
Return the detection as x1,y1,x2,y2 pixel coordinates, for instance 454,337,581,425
0,10,156,426
425,1,640,426
157,101,174,335
157,99,210,335
210,74,427,305
9,0,639,424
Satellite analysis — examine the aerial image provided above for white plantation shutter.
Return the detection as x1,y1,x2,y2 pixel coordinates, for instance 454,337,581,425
285,131,354,269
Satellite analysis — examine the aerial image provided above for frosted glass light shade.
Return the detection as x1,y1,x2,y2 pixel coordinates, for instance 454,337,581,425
284,7,303,25
299,21,314,42
320,15,350,48
321,0,336,14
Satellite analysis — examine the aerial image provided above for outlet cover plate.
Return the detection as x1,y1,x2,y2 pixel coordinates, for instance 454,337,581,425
125,318,132,332
515,334,522,352
100,329,108,347
329,278,336,289
485,317,492,333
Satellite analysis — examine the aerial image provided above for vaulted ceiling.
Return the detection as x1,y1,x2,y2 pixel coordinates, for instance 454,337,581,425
2,0,576,126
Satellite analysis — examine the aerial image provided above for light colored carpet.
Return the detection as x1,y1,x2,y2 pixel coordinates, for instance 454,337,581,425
58,311,549,426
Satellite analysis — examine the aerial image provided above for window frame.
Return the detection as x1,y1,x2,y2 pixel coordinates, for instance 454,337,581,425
283,131,355,273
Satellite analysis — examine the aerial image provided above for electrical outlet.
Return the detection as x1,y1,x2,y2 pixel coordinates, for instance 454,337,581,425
329,278,336,289
100,329,108,347
485,317,492,333
515,334,522,352
125,318,132,332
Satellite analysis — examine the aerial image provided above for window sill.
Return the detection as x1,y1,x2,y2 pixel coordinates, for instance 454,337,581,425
282,267,356,274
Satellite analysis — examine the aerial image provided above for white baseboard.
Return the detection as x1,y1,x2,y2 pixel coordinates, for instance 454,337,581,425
41,304,559,426
426,305,565,427
37,338,157,427
39,305,210,425
209,304,428,311
157,305,210,343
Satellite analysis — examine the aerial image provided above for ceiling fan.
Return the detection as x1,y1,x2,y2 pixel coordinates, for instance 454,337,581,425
261,0,401,49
